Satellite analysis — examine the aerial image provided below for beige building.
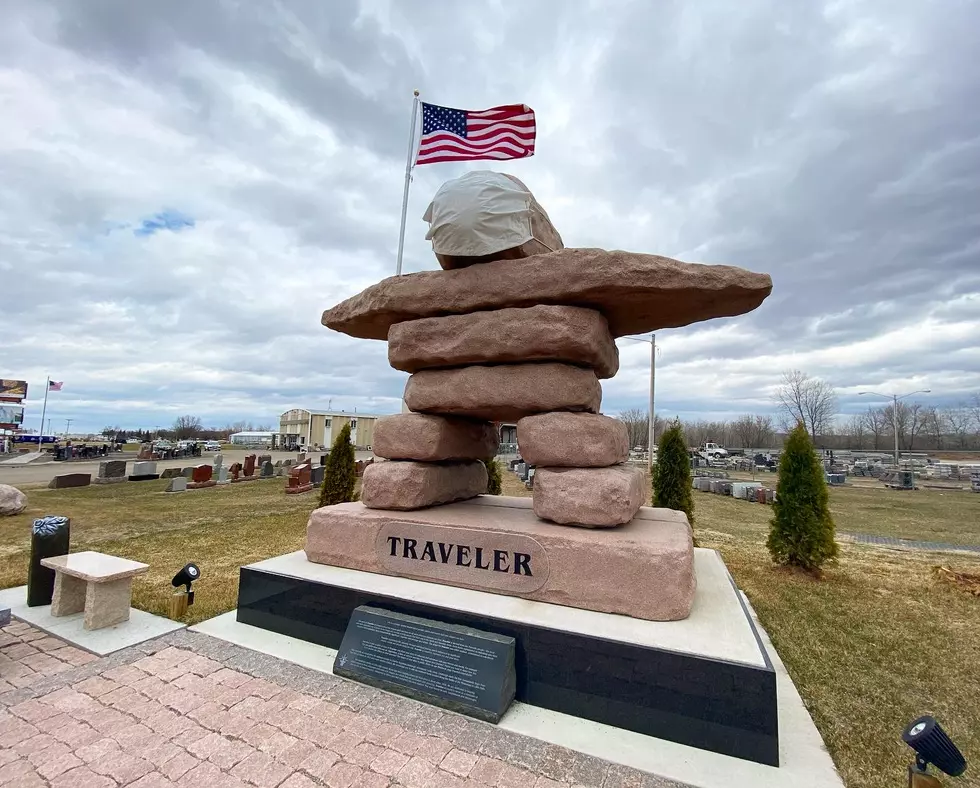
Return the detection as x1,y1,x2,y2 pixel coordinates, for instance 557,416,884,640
277,409,384,450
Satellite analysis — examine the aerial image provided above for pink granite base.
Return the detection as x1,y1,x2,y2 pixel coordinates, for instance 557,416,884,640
305,495,695,621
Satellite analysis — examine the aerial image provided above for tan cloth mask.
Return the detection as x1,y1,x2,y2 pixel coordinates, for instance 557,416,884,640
423,171,555,257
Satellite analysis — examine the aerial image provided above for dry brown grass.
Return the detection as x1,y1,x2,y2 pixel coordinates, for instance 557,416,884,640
0,478,330,625
2,466,979,787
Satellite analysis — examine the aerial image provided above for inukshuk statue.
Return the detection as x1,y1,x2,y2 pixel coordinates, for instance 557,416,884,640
308,171,772,621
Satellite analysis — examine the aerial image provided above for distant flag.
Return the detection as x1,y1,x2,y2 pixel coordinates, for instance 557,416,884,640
48,381,63,391
416,103,536,165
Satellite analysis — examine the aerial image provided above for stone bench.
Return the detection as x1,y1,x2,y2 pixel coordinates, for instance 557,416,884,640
40,551,149,630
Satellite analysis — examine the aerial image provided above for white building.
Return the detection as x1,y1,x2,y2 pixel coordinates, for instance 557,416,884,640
228,431,275,447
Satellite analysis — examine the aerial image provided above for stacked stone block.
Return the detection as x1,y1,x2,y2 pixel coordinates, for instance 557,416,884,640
364,302,645,527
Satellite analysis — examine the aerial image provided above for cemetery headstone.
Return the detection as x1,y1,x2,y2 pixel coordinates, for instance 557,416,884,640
27,516,70,607
260,461,274,478
137,442,153,460
229,462,243,482
285,461,313,494
166,476,187,493
217,466,230,484
243,454,257,478
129,461,160,482
0,606,9,627
48,473,92,489
311,465,325,486
258,454,272,467
188,464,216,489
182,466,196,479
160,468,183,479
213,453,223,470
335,605,516,723
94,460,127,485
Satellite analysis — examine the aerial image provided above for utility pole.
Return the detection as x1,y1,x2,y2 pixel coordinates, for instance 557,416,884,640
859,389,931,466
64,419,72,437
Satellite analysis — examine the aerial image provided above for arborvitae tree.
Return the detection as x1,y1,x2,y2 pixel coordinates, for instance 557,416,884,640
767,422,839,572
652,421,695,537
485,457,502,494
318,423,356,507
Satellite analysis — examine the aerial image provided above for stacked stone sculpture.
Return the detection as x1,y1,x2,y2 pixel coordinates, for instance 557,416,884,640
309,170,773,621
325,171,772,528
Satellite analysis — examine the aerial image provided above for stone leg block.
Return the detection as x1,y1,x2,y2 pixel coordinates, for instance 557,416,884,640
84,578,133,630
373,413,499,462
533,465,647,527
50,573,86,617
360,460,488,510
517,412,629,467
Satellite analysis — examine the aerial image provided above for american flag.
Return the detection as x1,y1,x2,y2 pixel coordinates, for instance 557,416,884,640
416,103,535,166
48,380,63,391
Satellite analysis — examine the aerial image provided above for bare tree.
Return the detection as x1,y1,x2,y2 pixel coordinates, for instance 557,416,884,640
732,415,756,449
846,414,866,449
773,370,837,441
172,415,203,440
752,415,776,448
617,408,649,449
944,406,972,449
862,407,888,450
921,407,947,450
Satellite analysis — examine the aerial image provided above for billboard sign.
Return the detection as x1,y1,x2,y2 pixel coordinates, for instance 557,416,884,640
0,404,25,427
0,379,28,401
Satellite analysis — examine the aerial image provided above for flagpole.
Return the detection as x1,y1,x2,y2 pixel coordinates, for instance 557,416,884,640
38,377,50,451
395,90,421,277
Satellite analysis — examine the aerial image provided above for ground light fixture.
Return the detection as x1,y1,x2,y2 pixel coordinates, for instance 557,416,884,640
903,715,967,786
168,562,201,620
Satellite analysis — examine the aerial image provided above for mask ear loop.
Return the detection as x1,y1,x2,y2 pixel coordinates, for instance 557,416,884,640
524,198,555,252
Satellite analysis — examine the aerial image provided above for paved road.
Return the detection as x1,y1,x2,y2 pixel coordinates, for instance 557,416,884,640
0,449,375,487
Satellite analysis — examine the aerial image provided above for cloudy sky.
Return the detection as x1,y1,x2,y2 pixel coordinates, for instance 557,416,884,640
2,0,979,435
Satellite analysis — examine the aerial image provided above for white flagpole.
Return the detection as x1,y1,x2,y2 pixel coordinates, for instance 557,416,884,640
38,377,50,451
395,90,421,277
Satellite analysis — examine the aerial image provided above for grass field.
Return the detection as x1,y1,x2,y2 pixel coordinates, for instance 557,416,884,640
2,471,979,788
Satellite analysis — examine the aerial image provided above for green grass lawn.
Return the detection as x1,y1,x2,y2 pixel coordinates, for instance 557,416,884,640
2,471,979,788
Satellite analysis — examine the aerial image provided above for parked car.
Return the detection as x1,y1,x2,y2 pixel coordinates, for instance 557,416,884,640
203,441,222,452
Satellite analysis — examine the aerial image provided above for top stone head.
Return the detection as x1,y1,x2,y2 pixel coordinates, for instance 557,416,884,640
423,171,563,270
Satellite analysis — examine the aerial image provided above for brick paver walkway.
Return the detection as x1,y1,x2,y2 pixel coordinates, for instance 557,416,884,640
0,620,683,787
839,532,980,553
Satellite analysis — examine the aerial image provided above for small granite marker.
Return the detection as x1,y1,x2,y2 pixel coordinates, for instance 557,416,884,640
166,476,187,493
129,461,160,482
93,460,127,485
48,473,92,490
334,605,516,723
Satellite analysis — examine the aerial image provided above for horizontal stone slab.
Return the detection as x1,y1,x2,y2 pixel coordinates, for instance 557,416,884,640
388,305,619,379
404,363,602,422
48,473,91,490
305,495,695,621
361,460,488,510
373,414,499,462
322,248,772,340
517,412,629,467
533,465,647,527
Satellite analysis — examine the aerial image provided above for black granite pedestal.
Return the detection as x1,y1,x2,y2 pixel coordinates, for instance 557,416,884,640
236,552,779,766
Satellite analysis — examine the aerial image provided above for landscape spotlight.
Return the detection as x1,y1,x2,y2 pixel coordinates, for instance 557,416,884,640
903,715,966,786
171,563,200,606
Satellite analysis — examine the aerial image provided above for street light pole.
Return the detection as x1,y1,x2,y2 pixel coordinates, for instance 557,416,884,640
858,389,932,465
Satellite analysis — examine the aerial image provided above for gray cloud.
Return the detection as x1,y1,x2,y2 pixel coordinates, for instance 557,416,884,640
2,0,978,434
